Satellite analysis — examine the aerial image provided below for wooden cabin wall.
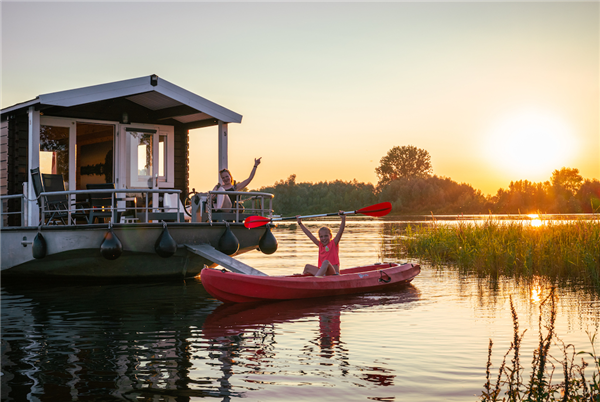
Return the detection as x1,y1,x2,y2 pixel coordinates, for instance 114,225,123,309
1,118,7,227
1,119,8,197
173,126,189,202
2,113,29,226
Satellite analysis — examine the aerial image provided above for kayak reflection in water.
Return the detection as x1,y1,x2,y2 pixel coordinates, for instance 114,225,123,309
297,211,346,277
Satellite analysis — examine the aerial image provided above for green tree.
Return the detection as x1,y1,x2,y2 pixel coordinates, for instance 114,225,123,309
492,180,550,214
259,176,376,216
375,145,432,187
576,179,600,213
550,167,583,194
377,175,488,214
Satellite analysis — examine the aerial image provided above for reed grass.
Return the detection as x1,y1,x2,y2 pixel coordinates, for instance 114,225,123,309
397,215,600,291
480,289,600,402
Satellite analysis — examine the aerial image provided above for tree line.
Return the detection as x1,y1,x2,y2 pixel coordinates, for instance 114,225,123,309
256,146,600,216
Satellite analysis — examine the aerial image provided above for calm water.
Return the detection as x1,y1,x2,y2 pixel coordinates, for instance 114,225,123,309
2,218,599,401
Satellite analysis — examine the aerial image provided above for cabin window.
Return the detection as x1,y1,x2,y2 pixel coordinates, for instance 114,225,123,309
40,125,70,186
158,135,166,177
128,129,155,188
125,126,173,189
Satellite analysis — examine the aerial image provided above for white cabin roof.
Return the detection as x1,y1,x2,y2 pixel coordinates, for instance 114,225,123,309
1,75,242,126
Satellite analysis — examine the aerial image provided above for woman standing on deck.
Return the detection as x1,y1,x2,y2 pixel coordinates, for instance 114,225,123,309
212,157,262,211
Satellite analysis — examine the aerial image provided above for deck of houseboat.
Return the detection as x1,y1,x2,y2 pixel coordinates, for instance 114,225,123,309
0,188,275,281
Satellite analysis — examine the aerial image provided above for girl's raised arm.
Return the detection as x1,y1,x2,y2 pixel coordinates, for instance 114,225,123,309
297,216,319,246
333,212,346,244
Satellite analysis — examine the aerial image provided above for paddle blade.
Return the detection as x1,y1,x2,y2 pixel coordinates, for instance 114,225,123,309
356,202,392,217
244,216,272,229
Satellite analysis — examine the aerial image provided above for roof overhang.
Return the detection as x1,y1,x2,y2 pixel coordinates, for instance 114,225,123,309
1,75,242,128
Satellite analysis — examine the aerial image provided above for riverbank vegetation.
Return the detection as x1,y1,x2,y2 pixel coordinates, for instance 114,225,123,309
258,174,377,216
480,290,599,401
256,145,599,216
395,216,600,290
258,171,600,216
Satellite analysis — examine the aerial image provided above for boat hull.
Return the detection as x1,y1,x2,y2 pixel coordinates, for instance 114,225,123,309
200,263,421,303
1,223,267,282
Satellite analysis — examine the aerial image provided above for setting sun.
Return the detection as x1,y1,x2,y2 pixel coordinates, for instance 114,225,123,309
484,109,577,180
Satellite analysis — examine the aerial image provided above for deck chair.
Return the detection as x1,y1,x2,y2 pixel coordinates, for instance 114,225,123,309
30,168,47,224
41,173,69,224
86,183,117,223
30,168,44,202
36,168,87,225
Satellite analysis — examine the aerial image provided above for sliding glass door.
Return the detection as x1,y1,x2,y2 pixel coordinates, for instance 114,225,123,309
76,123,114,190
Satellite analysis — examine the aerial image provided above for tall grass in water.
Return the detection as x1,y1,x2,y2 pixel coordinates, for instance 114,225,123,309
480,289,600,401
400,216,600,290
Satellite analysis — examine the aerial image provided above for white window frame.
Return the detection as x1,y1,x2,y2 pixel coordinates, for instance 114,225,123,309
40,116,121,190
39,116,76,191
36,118,175,192
121,123,174,189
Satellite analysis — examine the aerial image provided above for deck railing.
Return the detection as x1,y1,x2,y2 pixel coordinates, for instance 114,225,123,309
0,194,25,228
0,189,274,227
204,190,274,223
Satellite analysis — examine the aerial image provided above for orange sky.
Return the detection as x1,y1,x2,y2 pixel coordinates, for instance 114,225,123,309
3,2,599,196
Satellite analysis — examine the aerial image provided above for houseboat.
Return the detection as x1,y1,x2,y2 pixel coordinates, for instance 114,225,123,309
1,75,276,281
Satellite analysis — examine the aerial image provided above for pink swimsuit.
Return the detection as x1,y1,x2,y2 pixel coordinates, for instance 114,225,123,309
318,240,340,267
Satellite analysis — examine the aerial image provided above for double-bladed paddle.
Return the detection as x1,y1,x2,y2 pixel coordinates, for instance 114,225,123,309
244,202,392,229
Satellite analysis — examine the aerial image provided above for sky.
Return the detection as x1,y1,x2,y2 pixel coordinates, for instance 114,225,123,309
1,1,598,196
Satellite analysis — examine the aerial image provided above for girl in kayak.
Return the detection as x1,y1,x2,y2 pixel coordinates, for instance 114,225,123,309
296,212,346,277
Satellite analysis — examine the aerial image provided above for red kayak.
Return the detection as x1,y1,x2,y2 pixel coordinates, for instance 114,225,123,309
200,262,420,303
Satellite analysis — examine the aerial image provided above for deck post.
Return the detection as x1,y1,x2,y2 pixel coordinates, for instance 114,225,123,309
218,121,228,174
27,107,40,226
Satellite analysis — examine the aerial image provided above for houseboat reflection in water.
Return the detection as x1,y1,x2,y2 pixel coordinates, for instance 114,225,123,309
1,281,420,401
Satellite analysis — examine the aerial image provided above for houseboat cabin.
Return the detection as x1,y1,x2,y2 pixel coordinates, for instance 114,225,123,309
0,75,275,281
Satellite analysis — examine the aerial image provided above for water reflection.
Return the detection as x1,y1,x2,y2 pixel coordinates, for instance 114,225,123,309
530,278,543,303
202,285,420,394
2,217,598,402
203,285,420,339
1,278,421,402
1,281,223,401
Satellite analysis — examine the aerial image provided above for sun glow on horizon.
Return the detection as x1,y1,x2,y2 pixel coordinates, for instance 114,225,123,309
483,109,577,181
527,213,542,227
